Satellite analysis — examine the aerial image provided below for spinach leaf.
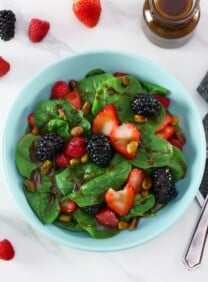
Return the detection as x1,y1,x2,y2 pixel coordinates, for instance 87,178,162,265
54,220,83,232
34,100,90,138
69,160,132,207
91,76,143,122
15,134,40,178
55,162,106,196
167,146,187,180
78,72,113,104
122,194,156,221
140,80,169,95
129,135,173,169
73,208,119,238
25,190,60,224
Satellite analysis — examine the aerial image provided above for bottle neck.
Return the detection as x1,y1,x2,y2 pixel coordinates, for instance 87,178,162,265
149,0,199,27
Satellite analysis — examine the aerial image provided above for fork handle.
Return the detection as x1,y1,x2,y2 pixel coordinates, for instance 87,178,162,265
183,195,208,269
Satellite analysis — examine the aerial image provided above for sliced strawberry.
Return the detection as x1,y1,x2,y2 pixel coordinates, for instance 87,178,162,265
60,199,77,213
105,184,135,216
64,136,85,158
156,125,175,140
55,152,70,168
92,104,120,136
126,168,146,194
64,90,82,109
109,122,140,159
27,113,35,127
51,81,70,99
72,0,102,28
156,113,172,132
153,94,170,108
169,137,183,150
96,207,119,228
0,239,15,261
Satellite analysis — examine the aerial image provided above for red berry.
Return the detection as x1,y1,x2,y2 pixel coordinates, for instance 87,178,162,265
72,0,102,28
0,239,15,261
0,56,10,77
96,208,119,228
60,199,77,213
64,90,82,109
27,113,35,127
55,152,70,168
153,94,170,108
51,81,70,99
28,18,50,43
64,136,85,158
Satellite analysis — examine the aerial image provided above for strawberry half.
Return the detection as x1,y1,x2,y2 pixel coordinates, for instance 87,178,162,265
105,184,135,216
0,56,10,77
72,0,102,28
92,104,120,136
0,239,15,261
96,207,119,228
109,122,140,159
126,168,146,194
28,18,50,42
64,90,82,109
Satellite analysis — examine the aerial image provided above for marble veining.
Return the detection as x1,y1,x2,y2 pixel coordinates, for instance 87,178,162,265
1,0,208,281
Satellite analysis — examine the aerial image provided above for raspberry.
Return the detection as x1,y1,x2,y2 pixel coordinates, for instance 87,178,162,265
55,152,70,168
51,81,70,99
0,239,15,261
64,136,85,158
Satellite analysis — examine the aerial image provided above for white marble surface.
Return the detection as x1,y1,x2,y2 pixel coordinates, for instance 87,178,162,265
1,0,208,280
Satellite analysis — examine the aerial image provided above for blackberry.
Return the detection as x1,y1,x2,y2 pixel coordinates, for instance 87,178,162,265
132,93,160,117
86,134,113,167
36,133,65,162
0,10,16,41
152,167,177,204
82,203,104,215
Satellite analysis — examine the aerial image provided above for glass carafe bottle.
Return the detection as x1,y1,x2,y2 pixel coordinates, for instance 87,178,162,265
142,0,200,48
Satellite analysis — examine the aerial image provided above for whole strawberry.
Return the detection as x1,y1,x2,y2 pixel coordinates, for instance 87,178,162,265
28,18,50,43
0,56,10,77
0,239,15,261
72,0,101,28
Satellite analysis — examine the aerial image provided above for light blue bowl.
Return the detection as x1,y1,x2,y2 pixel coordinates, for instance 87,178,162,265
2,50,206,252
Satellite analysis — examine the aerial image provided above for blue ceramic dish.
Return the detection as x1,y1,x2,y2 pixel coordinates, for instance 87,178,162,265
2,50,206,252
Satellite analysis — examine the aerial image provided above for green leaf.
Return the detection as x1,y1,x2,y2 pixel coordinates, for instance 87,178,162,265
46,119,70,139
130,135,173,169
73,209,119,238
140,80,169,95
55,162,106,196
69,161,132,207
91,75,143,122
168,146,187,181
15,134,40,178
54,220,83,232
78,72,113,104
122,194,156,221
25,190,60,224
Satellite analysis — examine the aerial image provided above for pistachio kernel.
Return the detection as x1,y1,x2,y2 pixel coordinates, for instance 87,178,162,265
81,101,91,116
40,160,52,175
71,126,83,136
134,114,147,124
126,141,138,154
121,75,130,86
58,214,72,223
142,175,153,190
31,125,39,135
171,115,180,126
24,179,36,192
70,158,81,166
81,153,89,164
118,221,129,230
